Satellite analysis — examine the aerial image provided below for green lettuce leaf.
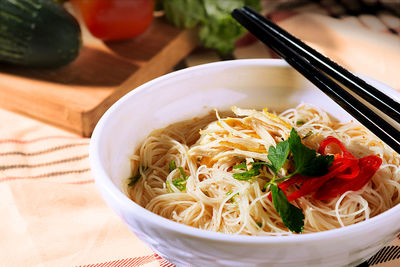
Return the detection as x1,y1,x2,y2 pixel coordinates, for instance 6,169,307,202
160,0,261,54
162,0,206,28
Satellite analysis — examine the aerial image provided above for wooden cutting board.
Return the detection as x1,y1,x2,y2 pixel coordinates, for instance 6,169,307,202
0,17,198,137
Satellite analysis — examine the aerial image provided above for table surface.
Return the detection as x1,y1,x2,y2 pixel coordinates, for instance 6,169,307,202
0,1,399,266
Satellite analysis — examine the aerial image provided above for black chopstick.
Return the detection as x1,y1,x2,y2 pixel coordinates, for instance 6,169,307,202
240,6,400,123
231,7,400,154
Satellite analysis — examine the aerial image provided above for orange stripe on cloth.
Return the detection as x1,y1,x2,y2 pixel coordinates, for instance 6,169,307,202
76,253,175,267
67,179,95,185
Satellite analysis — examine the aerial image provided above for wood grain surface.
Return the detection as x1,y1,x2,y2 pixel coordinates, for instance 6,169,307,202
0,18,198,137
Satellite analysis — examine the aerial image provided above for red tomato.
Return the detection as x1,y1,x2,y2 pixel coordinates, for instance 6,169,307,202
71,0,154,41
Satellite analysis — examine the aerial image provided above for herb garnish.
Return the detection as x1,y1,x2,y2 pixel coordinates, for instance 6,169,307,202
265,139,290,174
232,163,261,180
302,130,313,139
231,128,333,233
270,184,304,233
178,166,187,179
168,160,188,192
166,180,173,192
259,135,303,233
226,190,238,203
169,160,177,172
172,178,187,191
128,166,147,186
288,129,334,177
266,129,333,232
233,162,247,170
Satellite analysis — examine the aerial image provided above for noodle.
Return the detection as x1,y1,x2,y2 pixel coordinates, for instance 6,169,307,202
127,104,400,235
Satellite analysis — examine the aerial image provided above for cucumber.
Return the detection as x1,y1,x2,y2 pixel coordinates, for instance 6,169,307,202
0,0,81,67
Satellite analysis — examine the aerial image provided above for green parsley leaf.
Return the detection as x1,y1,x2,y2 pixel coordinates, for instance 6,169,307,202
267,140,289,174
270,184,304,233
233,164,260,180
251,161,269,167
233,162,247,170
169,160,177,172
289,128,334,177
296,120,305,126
256,222,263,228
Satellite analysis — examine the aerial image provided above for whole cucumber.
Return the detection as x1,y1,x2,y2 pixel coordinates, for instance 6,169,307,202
0,0,81,67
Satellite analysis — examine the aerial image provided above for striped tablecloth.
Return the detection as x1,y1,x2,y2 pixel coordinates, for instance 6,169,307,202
0,0,399,266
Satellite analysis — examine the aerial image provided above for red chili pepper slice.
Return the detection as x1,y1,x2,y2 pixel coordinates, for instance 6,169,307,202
266,175,302,201
313,155,382,200
272,136,381,202
319,136,355,159
336,162,360,179
330,156,360,179
319,136,360,179
280,156,358,201
284,168,341,201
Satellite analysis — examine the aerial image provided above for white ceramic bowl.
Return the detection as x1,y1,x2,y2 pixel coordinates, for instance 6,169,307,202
90,59,400,267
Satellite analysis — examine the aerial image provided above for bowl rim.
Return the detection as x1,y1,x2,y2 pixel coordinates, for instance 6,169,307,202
90,58,400,244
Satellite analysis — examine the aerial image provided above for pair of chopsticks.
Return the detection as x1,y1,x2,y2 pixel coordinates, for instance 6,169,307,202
232,7,400,154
